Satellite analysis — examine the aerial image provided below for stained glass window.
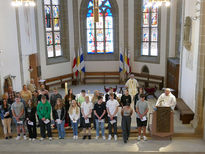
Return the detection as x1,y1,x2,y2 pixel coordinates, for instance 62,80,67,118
44,0,62,58
141,0,159,56
86,0,114,54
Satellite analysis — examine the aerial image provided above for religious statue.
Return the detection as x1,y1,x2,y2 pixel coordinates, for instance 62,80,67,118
183,16,192,51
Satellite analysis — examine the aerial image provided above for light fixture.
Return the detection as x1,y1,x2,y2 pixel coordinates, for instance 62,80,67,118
11,0,36,7
147,0,171,8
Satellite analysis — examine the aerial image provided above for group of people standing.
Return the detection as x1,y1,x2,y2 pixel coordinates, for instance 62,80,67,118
0,74,176,144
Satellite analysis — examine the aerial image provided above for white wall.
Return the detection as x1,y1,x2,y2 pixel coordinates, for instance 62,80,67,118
179,0,200,112
18,7,38,85
0,0,39,94
0,0,22,93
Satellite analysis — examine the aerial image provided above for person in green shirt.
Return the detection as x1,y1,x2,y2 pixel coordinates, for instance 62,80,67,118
37,95,52,141
77,90,86,107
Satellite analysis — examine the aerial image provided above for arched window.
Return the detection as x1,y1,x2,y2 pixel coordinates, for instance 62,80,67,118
81,0,119,61
44,0,62,58
87,0,113,54
141,0,159,56
134,0,161,63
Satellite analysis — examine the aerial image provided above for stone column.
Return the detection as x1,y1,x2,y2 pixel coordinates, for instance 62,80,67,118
193,0,205,136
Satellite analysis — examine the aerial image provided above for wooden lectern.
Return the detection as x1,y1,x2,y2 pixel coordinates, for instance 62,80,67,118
150,107,174,139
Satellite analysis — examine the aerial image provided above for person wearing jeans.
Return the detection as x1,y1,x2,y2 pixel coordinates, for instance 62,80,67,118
71,120,79,138
69,100,80,140
106,93,119,141
94,96,106,140
53,98,66,139
0,98,12,139
37,95,52,141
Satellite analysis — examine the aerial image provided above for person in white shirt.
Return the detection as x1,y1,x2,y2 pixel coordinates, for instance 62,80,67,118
69,100,80,140
125,74,139,107
106,93,119,141
155,88,176,110
81,96,93,140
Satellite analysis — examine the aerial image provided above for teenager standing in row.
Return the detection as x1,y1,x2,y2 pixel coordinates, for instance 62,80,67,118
37,95,52,141
94,96,106,140
81,96,93,140
53,98,66,139
69,100,80,140
106,93,119,141
25,100,37,141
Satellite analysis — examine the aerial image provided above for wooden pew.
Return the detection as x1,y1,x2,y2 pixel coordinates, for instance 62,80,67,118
132,73,164,89
176,98,194,124
45,73,77,90
84,72,121,84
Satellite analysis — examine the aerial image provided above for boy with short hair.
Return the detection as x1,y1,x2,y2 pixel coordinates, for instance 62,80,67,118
12,93,26,140
81,96,93,140
136,94,149,141
106,93,119,141
94,96,106,140
37,95,52,141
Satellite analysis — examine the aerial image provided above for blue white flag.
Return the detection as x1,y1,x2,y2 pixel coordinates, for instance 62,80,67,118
80,47,85,73
119,49,124,72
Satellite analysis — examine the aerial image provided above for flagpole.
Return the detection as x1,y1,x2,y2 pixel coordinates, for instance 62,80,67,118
79,48,82,84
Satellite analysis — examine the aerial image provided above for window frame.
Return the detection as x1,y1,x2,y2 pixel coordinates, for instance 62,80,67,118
42,0,70,64
134,0,161,64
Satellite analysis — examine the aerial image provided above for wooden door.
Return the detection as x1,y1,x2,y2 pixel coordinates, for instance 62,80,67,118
29,54,38,88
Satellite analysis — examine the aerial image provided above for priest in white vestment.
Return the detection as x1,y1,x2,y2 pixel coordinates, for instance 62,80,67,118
155,88,176,110
125,74,139,102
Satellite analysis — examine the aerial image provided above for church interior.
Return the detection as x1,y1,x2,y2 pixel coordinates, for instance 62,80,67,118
0,0,205,153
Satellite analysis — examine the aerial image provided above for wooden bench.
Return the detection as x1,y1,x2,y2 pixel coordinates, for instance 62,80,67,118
176,98,194,124
132,73,164,89
45,73,77,90
84,72,120,84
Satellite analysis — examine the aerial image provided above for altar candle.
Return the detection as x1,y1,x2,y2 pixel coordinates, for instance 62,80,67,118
65,82,68,95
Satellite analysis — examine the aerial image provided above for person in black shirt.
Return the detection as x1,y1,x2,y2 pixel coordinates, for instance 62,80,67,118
105,88,117,103
50,88,62,109
38,84,49,101
120,89,132,107
25,99,37,140
94,96,106,140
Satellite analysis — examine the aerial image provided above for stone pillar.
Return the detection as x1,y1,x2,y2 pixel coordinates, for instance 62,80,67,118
192,0,205,136
168,0,177,57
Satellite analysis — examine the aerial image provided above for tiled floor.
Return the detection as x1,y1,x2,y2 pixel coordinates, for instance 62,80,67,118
0,137,204,153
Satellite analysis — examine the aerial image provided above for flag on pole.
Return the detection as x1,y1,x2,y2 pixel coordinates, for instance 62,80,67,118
77,48,81,72
127,51,131,74
119,49,124,72
80,48,85,73
72,52,78,78
123,49,128,73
